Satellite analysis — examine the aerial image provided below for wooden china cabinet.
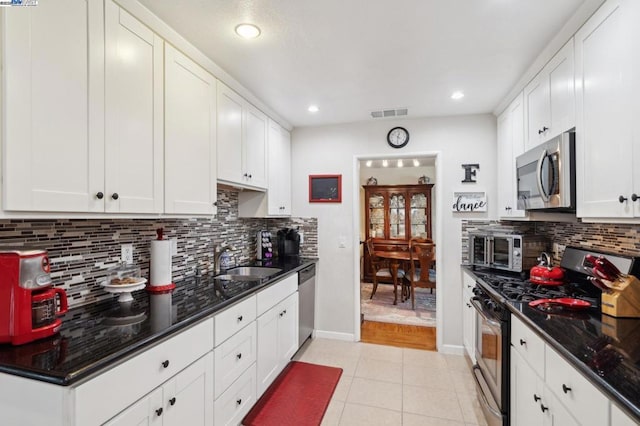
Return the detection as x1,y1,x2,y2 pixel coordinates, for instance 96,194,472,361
363,184,433,282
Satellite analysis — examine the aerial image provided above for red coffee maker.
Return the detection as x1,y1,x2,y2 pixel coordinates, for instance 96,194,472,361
0,248,68,345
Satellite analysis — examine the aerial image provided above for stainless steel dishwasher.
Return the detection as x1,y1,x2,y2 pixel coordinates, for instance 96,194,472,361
298,263,315,348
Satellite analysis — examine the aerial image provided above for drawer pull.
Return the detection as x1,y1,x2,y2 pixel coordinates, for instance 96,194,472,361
169,397,176,406
562,384,572,394
161,360,170,368
236,353,242,360
238,315,243,322
156,408,163,416
236,398,242,405
533,394,541,402
519,339,526,346
540,404,548,413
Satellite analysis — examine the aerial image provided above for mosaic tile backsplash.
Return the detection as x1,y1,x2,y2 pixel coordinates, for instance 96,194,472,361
461,219,640,265
0,189,317,308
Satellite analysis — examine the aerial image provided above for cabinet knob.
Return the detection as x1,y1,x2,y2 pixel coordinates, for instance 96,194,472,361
538,126,549,134
213,201,218,206
540,404,548,413
533,394,541,402
237,315,243,322
156,408,163,416
619,195,628,203
279,311,285,317
519,339,526,346
236,398,242,405
562,384,572,394
169,397,176,406
236,353,242,360
248,174,252,179
161,360,170,368
112,193,119,200
466,303,472,308
632,194,639,202
96,192,104,200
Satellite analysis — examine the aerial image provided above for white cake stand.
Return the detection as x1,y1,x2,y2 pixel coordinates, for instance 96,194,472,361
101,278,147,303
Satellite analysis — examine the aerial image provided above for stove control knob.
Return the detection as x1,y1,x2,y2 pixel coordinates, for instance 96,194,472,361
513,250,521,257
472,288,482,296
486,300,496,310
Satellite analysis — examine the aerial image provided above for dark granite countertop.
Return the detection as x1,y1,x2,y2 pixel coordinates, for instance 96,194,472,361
463,265,640,423
0,257,317,386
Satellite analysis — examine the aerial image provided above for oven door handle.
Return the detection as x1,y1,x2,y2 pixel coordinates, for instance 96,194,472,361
472,364,503,418
470,298,502,328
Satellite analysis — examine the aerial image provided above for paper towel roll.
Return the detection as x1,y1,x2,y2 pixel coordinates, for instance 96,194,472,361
150,240,172,286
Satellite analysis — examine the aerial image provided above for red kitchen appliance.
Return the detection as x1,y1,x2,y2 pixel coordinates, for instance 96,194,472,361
0,248,68,345
529,252,565,286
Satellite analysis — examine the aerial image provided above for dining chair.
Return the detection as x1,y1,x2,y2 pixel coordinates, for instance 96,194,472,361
365,238,404,300
403,238,436,310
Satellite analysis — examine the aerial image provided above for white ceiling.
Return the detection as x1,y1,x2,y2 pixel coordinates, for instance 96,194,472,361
138,0,586,128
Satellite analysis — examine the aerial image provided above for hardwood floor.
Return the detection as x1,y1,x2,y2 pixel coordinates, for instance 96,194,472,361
360,320,436,351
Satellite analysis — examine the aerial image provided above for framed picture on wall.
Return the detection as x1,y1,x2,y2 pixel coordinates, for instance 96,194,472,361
309,175,342,203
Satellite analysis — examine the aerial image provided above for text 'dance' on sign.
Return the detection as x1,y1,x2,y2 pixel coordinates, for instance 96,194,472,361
452,192,487,212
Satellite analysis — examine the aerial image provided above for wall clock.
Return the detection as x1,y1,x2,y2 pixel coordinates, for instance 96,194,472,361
387,127,409,148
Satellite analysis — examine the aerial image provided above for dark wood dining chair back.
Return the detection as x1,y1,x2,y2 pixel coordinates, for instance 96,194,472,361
405,237,436,309
365,238,394,299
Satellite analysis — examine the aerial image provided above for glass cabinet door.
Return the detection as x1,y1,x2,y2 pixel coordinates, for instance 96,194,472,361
368,193,385,238
388,193,406,239
410,192,428,238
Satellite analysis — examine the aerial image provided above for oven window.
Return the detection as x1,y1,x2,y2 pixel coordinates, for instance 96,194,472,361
492,238,511,269
472,237,487,265
475,314,502,399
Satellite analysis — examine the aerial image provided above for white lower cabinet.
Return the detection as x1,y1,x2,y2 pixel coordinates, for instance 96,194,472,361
106,351,214,426
611,404,638,426
461,270,476,363
214,363,257,426
510,315,620,426
214,322,257,398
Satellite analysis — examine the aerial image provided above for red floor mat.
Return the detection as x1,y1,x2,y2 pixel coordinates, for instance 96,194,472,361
243,361,343,426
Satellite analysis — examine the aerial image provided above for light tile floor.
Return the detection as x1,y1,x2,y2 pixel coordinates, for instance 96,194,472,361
293,338,489,426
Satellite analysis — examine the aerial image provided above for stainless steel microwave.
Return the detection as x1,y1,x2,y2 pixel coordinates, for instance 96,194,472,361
469,232,547,273
516,131,575,211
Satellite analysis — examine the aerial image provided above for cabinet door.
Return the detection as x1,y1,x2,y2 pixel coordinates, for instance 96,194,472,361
277,292,299,366
164,45,217,215
280,128,292,215
104,387,164,426
105,1,163,213
163,353,213,426
575,0,635,218
547,39,575,140
510,348,543,426
267,121,292,215
256,304,280,397
524,72,550,150
367,191,387,239
497,107,513,216
217,82,244,184
409,191,430,238
243,104,268,189
461,272,476,362
388,192,406,240
2,0,104,212
611,404,638,426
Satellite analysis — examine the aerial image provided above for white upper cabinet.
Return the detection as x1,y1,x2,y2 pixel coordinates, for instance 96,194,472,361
105,1,164,213
2,0,104,212
524,39,575,151
164,44,217,215
217,81,268,190
497,93,527,219
575,0,640,219
267,120,292,215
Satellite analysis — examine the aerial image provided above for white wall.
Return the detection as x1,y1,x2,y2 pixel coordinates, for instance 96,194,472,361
291,114,497,350
359,166,436,186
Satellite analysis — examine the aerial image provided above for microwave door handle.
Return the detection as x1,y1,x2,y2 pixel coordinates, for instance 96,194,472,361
536,149,551,202
487,237,494,267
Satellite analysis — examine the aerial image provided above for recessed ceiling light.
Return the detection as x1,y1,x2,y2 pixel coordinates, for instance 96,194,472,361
235,23,261,39
413,159,420,167
451,91,465,100
382,160,388,167
365,160,372,167
308,105,319,113
397,159,403,168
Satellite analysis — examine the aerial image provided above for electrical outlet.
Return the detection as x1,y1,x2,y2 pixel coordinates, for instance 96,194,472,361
170,239,178,256
299,232,304,244
121,244,133,264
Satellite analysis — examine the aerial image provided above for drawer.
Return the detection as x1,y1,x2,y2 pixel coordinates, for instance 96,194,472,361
214,321,257,398
545,345,609,426
511,315,545,377
257,274,297,316
75,318,213,425
214,363,257,426
612,403,638,426
215,295,256,346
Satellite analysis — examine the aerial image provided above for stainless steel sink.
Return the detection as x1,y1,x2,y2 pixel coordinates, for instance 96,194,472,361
214,274,263,282
224,266,282,278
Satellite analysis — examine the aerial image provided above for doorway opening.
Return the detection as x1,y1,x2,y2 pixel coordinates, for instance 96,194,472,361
356,155,437,350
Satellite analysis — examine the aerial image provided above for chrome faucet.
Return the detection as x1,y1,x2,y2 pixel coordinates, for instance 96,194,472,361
214,245,237,275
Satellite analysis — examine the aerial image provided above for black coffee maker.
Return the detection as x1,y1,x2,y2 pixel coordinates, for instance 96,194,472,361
277,228,301,258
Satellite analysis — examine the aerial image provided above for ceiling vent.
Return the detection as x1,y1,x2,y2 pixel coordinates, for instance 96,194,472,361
370,108,408,119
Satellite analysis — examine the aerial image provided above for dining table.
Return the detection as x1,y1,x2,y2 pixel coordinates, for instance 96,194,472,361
373,250,412,305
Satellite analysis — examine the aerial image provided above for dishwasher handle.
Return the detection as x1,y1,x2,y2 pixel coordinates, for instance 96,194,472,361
298,264,316,284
